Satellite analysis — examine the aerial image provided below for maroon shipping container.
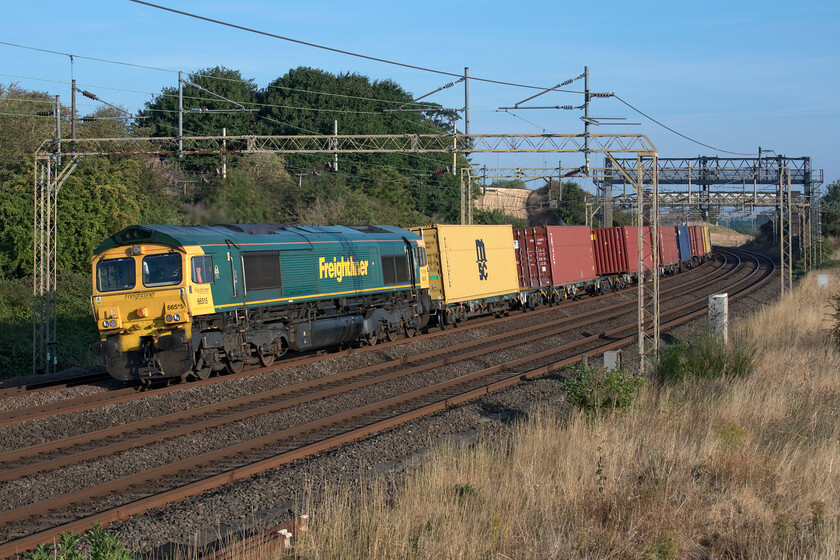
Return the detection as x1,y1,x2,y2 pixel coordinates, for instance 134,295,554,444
658,226,680,266
545,226,596,286
513,227,552,289
592,226,654,275
689,226,706,258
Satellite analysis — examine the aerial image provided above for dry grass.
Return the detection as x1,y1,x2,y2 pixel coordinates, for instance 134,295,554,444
291,270,840,559
709,225,753,248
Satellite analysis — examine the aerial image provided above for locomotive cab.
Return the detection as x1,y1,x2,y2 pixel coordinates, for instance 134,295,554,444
91,243,194,382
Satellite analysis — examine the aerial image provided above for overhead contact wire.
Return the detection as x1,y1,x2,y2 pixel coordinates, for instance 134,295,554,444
613,95,756,156
126,0,570,91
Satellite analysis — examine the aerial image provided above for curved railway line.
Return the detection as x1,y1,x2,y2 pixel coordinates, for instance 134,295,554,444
0,254,730,421
0,248,774,558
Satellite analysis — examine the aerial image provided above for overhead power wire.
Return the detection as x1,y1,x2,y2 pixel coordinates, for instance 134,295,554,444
502,110,550,133
0,41,176,74
613,95,756,156
126,0,578,92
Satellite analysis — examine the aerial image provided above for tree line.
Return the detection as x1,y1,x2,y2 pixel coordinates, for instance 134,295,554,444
0,66,606,280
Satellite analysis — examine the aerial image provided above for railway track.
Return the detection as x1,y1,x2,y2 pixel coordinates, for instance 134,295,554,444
0,254,739,480
0,256,728,424
0,249,771,558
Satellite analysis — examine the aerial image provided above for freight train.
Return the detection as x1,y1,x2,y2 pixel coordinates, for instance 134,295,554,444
91,223,712,383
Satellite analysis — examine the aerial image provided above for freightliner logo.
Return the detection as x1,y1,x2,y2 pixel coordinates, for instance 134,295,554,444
319,256,370,283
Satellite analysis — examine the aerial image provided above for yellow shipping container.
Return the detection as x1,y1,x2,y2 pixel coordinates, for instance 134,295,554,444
412,224,520,305
703,226,711,254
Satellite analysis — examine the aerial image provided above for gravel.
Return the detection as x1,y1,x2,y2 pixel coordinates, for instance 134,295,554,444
0,253,777,555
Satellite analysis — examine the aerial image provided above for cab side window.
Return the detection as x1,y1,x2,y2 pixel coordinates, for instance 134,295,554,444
192,255,214,284
414,247,427,267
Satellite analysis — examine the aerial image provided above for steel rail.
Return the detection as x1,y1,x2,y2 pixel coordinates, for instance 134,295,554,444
0,252,739,480
0,249,771,558
0,258,727,426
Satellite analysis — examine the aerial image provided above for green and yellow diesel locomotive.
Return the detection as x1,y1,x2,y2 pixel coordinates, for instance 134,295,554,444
91,224,431,383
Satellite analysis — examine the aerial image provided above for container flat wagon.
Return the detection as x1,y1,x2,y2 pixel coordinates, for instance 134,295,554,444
514,227,552,291
412,224,521,327
592,226,654,276
689,226,705,259
657,226,680,274
702,226,712,255
514,225,597,306
676,226,692,265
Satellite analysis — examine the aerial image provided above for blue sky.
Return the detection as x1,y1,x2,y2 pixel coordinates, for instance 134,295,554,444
2,0,838,193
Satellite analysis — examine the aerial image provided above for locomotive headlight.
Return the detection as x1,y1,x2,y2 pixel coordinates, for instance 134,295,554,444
102,320,110,328
165,314,173,323
132,245,141,255
173,313,181,322
109,319,117,328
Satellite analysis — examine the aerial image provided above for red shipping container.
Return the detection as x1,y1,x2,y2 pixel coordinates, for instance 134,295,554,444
689,226,706,258
592,226,654,275
513,227,552,289
545,226,596,286
657,226,680,266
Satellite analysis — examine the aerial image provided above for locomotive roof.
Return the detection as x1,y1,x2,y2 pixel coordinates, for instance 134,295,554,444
93,224,420,254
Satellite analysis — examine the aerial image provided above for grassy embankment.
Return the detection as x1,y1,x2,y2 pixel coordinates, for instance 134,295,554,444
290,269,840,559
0,273,100,378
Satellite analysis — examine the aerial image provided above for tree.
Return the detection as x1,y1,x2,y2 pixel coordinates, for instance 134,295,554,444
488,179,527,189
0,83,59,162
138,66,259,139
257,67,463,222
552,181,589,225
821,179,840,237
0,84,70,278
76,106,133,139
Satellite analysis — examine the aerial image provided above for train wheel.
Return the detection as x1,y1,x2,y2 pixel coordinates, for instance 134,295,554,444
365,332,379,346
226,360,245,374
258,352,275,367
194,366,212,381
404,326,417,338
386,328,398,342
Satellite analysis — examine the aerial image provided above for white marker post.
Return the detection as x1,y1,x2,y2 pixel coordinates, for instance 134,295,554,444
708,293,729,344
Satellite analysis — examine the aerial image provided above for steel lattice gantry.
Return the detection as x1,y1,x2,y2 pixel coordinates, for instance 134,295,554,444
594,155,824,298
32,132,660,374
597,156,821,220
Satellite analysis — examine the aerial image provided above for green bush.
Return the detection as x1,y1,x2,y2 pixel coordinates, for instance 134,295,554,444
654,333,755,383
25,525,133,560
563,365,647,414
86,522,133,560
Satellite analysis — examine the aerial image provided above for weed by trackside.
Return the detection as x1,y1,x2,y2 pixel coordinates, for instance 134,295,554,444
563,365,647,414
654,332,755,383
24,525,134,560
